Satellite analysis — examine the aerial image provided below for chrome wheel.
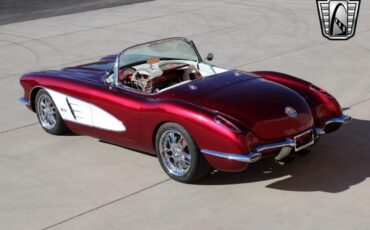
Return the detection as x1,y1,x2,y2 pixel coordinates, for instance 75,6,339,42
37,94,57,130
159,130,191,177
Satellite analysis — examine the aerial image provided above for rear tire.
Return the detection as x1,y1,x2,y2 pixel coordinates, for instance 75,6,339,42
35,89,69,135
155,122,211,183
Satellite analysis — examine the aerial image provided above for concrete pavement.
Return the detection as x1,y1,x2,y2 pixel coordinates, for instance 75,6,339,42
0,0,369,229
0,0,152,25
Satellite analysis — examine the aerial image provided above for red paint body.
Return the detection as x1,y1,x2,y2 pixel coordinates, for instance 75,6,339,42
20,56,344,172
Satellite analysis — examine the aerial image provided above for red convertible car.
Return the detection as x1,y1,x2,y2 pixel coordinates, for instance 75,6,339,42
19,37,351,183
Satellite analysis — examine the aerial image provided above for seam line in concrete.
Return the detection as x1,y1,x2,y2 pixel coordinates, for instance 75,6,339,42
234,25,370,69
0,0,154,26
348,97,370,109
0,73,19,80
0,55,103,81
40,178,171,230
0,2,227,48
234,40,329,69
0,123,38,134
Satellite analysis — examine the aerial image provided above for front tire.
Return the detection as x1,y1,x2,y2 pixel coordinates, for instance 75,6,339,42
35,89,68,135
155,122,211,183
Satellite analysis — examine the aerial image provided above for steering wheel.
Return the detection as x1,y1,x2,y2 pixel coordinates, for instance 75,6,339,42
131,69,154,93
118,68,136,86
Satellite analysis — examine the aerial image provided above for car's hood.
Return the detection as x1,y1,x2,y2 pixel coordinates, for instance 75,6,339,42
62,60,114,75
29,60,114,84
158,71,313,140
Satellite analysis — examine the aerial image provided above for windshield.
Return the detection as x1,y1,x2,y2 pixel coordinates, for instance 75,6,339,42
119,38,200,67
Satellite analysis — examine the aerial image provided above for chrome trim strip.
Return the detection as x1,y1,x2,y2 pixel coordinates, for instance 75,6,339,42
202,139,295,163
19,97,30,106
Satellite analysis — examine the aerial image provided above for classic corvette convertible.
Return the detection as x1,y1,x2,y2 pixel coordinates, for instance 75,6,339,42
19,37,351,183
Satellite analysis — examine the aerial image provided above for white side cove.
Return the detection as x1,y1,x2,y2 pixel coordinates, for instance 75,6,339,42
46,88,126,132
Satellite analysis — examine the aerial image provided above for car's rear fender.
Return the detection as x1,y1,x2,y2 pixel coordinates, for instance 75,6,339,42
140,99,254,172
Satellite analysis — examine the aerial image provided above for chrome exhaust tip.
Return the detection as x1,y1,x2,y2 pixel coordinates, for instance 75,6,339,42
274,147,292,161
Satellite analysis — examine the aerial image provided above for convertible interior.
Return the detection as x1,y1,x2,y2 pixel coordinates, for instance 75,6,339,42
117,58,213,94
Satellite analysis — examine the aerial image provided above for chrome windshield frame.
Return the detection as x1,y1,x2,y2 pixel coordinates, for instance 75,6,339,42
121,37,203,64
113,37,203,90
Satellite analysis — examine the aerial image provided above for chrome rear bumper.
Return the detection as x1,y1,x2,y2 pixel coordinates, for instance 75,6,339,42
326,114,352,125
315,114,352,135
201,149,263,163
202,139,295,163
202,114,351,163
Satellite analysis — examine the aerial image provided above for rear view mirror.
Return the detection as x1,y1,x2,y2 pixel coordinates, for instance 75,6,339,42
206,53,214,61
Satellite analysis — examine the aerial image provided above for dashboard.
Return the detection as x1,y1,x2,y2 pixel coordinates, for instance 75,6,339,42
118,59,202,93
